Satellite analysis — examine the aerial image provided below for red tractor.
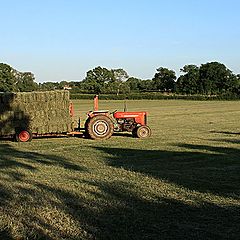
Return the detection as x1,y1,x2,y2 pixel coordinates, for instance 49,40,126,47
84,95,151,140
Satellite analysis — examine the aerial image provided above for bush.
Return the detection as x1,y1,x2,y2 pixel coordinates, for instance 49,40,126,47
70,92,240,101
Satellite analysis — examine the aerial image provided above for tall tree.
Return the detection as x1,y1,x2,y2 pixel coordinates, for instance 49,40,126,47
39,82,59,91
111,69,129,95
112,69,129,82
138,79,154,91
0,63,39,92
16,72,38,92
126,77,141,91
0,63,17,92
152,67,176,92
82,66,115,94
231,74,240,95
176,65,200,94
199,62,234,94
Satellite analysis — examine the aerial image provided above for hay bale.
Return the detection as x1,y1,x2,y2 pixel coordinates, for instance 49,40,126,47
0,90,72,136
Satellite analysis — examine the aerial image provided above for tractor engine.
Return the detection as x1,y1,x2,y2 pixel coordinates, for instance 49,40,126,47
113,111,151,138
115,118,136,132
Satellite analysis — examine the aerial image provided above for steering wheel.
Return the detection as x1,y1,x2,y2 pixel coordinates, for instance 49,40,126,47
111,109,118,115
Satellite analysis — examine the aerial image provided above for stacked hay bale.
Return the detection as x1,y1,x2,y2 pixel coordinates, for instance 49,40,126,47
0,91,72,136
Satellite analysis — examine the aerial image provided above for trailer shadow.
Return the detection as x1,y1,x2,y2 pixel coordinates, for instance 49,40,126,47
0,143,85,172
0,229,14,240
0,142,87,239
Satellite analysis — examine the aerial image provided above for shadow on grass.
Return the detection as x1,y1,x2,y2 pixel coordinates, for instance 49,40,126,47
113,132,133,138
211,138,240,144
0,143,85,172
210,130,240,135
0,184,12,206
94,143,240,199
1,141,239,239
35,180,240,240
0,142,87,239
0,229,14,240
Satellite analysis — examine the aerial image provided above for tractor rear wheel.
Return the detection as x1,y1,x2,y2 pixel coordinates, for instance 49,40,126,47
86,115,114,140
136,125,151,139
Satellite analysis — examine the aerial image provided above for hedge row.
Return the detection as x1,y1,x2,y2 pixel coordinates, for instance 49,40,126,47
70,93,240,101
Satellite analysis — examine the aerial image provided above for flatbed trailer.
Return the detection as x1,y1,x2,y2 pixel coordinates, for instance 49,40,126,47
0,91,73,141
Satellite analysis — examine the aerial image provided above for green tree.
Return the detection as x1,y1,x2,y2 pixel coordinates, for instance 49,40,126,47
152,67,176,92
16,72,38,92
176,65,200,94
0,63,39,92
39,82,59,91
138,79,154,91
231,74,240,95
126,77,141,91
199,62,235,94
0,63,17,92
82,66,115,94
112,69,129,95
58,81,69,89
112,69,129,82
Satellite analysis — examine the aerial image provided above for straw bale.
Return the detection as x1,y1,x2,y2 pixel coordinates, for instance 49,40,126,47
0,90,72,136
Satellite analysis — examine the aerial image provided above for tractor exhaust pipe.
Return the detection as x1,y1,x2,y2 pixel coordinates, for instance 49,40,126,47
124,100,127,112
94,95,99,111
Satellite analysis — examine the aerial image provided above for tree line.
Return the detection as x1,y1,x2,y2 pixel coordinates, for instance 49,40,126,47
0,62,239,96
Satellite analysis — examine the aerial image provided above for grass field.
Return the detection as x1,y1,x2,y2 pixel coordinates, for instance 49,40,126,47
0,100,240,240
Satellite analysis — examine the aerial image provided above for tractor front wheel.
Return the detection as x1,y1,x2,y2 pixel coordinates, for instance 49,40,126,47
136,125,151,139
86,115,114,140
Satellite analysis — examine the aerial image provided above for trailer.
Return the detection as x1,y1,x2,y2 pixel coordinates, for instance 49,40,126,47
0,91,151,142
0,91,73,141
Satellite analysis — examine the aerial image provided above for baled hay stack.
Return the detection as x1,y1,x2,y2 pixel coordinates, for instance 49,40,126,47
0,91,72,136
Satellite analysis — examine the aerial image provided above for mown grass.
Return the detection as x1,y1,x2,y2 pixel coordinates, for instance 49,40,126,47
0,100,240,240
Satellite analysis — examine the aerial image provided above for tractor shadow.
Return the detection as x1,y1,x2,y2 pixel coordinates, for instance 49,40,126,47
210,130,240,135
94,143,240,200
113,132,133,138
34,179,240,240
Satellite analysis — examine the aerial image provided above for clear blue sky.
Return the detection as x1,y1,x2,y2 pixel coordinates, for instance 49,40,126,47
1,0,240,82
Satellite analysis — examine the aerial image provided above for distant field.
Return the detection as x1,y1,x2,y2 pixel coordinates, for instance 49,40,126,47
0,100,240,239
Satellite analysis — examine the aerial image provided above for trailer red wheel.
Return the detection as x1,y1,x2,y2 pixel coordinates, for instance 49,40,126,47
86,115,114,140
136,125,151,139
15,130,33,142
